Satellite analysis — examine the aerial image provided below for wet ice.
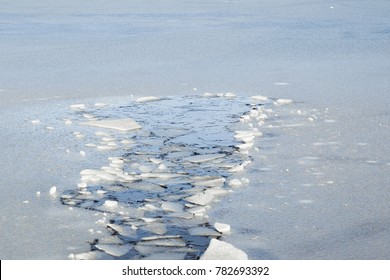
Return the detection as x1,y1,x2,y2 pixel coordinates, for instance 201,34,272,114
59,94,270,259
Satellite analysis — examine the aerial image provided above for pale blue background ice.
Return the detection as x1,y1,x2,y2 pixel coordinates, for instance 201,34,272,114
1,0,389,259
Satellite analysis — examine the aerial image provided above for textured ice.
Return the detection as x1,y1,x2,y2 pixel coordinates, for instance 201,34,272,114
56,94,264,259
200,239,248,260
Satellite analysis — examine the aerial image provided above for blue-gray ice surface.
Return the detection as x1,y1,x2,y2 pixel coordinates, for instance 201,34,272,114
1,0,390,259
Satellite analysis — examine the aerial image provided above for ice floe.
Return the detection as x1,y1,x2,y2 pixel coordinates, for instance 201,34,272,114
55,93,285,259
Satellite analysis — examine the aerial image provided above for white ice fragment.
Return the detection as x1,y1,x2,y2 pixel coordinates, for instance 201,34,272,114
81,118,141,132
139,237,186,247
31,120,40,125
107,224,136,237
69,104,86,110
136,96,161,103
85,143,97,148
200,239,248,260
185,193,214,206
193,177,226,188
251,95,268,102
236,142,254,151
275,98,293,105
101,136,116,142
23,200,29,204
79,151,86,156
161,201,184,213
224,92,236,98
274,82,289,86
235,134,255,143
94,102,108,108
97,145,118,151
202,92,217,98
95,244,130,257
45,126,55,130
187,206,206,216
104,200,118,207
49,186,57,195
64,119,72,125
158,164,167,170
83,113,95,119
228,160,251,173
249,110,259,117
214,222,231,234
183,153,225,163
228,179,242,187
240,114,251,122
73,251,115,260
77,182,87,188
80,169,118,183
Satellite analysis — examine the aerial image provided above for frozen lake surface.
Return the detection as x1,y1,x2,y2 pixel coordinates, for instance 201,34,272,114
1,0,390,259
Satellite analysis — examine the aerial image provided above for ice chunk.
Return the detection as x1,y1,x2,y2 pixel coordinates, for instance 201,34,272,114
49,186,57,195
275,98,293,105
187,206,206,216
185,193,214,206
81,118,141,132
214,222,231,234
95,244,131,257
193,177,225,188
224,92,236,98
94,102,108,108
183,153,226,163
69,104,86,110
73,251,115,260
202,92,217,98
228,179,242,187
141,223,167,235
161,201,184,213
31,119,40,125
251,95,268,102
139,237,186,247
104,200,118,207
200,239,248,260
136,96,161,103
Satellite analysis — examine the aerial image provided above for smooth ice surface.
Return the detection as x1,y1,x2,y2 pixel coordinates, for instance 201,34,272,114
1,0,390,260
